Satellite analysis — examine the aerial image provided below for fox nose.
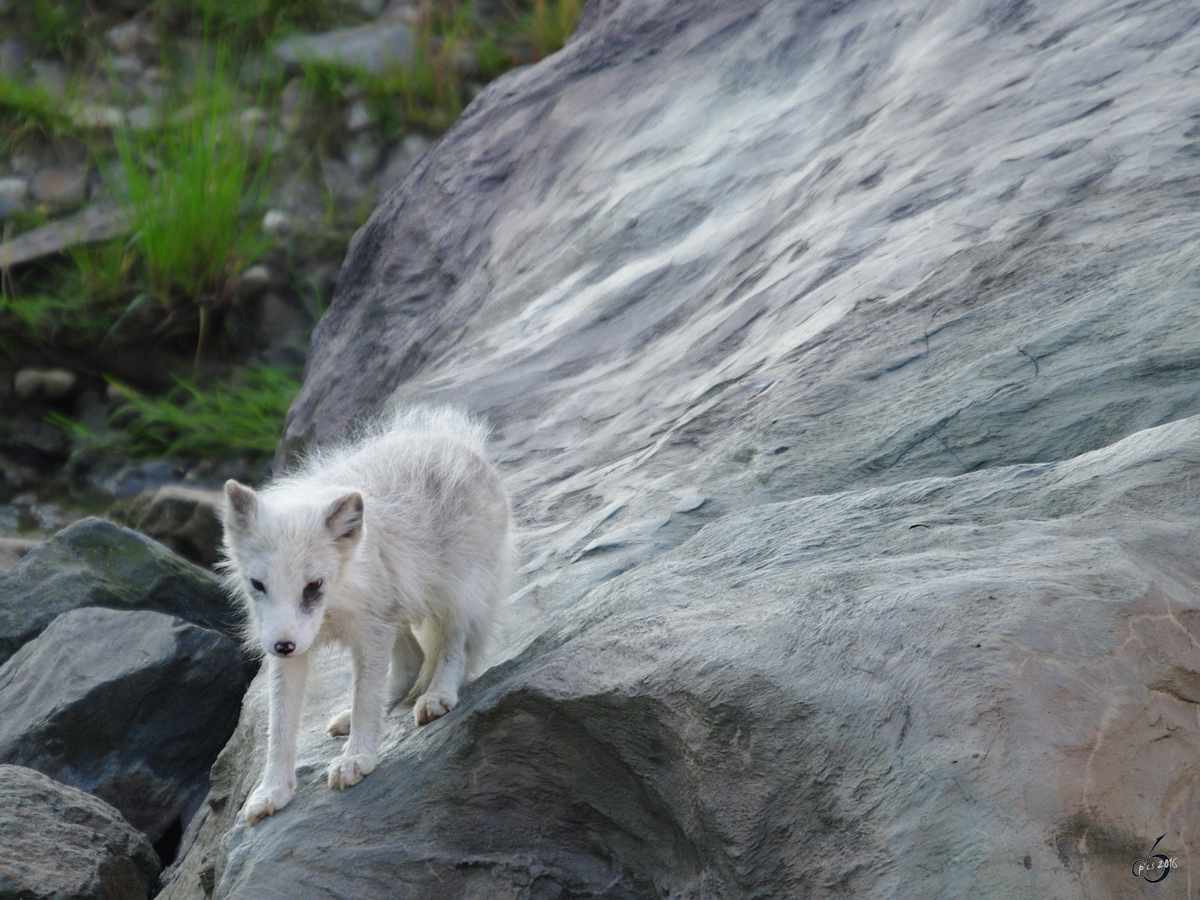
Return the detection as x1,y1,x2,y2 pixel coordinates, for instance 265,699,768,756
274,641,296,656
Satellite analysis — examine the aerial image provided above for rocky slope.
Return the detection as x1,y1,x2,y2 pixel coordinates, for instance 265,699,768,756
164,0,1200,897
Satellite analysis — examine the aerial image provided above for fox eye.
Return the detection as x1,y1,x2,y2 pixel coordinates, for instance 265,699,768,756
301,579,324,609
250,579,265,593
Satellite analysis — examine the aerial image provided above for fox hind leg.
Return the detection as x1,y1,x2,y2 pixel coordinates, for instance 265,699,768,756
327,627,424,737
326,708,352,736
387,626,425,707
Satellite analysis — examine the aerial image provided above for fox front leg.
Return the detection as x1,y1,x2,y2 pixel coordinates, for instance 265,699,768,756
327,633,392,790
245,653,309,825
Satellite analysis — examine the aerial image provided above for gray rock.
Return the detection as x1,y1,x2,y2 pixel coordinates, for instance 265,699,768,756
273,24,414,76
0,37,27,76
0,517,241,667
105,21,154,56
0,176,27,219
0,607,253,846
95,459,184,497
30,60,66,97
29,166,87,207
13,366,77,401
346,99,373,131
163,418,1200,899
109,54,144,78
109,485,226,569
126,105,157,131
0,537,39,571
0,764,159,900
69,103,126,131
260,209,291,235
232,264,271,304
165,0,1200,897
0,201,130,269
374,133,428,189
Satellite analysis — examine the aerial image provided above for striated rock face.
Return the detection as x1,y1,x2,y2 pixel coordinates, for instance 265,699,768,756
168,420,1200,899
166,0,1200,897
0,764,160,900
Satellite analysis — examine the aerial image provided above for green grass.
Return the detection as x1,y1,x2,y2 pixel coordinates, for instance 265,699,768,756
298,2,472,141
0,291,115,354
295,0,584,142
26,0,90,61
97,366,301,458
112,46,275,362
0,239,137,354
161,0,351,50
5,0,586,465
0,73,76,151
67,239,136,307
523,0,585,60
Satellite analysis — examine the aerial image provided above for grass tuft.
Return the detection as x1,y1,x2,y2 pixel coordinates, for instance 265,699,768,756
101,366,301,458
0,73,76,151
115,59,270,305
112,44,275,364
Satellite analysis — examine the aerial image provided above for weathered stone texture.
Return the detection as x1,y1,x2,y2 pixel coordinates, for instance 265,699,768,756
164,0,1200,897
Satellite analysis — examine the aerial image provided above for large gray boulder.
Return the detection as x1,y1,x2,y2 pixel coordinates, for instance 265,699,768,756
0,764,160,900
0,607,253,847
166,419,1200,899
0,517,240,666
165,0,1200,897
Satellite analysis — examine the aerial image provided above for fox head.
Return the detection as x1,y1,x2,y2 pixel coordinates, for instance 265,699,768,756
221,479,365,659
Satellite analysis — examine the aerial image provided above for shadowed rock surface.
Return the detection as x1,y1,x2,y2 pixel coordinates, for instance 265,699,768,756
109,485,226,569
0,607,253,847
0,764,160,900
0,518,241,666
163,0,1200,897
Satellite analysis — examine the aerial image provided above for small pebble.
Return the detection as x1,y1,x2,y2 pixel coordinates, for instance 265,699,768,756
14,368,77,402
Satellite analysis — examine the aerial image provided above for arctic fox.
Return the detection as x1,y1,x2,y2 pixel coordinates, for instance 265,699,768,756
220,407,513,825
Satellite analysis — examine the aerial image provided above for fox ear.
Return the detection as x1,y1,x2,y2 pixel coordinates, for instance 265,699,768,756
324,492,364,544
224,480,258,530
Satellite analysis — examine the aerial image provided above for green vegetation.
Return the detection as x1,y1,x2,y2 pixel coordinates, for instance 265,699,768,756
0,291,115,355
0,73,76,151
526,0,585,60
112,49,274,364
165,0,349,51
297,0,586,137
26,0,90,62
52,367,301,459
0,0,584,463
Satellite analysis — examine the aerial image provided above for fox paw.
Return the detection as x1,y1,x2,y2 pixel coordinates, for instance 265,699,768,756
414,690,456,726
327,753,376,790
326,708,352,736
244,782,294,825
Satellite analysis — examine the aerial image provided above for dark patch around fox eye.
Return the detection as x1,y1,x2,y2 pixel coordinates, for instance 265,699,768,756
301,579,324,612
250,579,265,593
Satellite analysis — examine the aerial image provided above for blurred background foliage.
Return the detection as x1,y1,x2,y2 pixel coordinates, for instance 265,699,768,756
0,0,582,462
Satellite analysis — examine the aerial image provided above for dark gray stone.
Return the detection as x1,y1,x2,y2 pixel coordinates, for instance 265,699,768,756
0,517,241,666
273,24,414,76
164,0,1200,897
109,485,226,569
0,201,129,268
0,607,253,846
0,764,159,900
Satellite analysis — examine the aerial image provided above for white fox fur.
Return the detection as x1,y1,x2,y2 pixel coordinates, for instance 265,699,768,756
220,406,513,825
